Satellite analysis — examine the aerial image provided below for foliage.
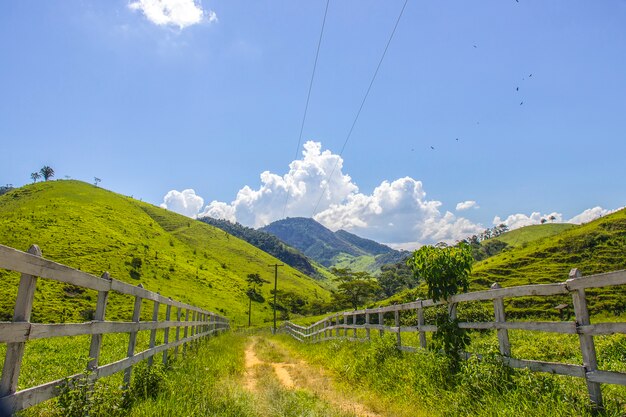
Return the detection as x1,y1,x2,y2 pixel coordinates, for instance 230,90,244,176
432,313,470,372
377,257,414,297
330,267,381,310
199,216,324,280
407,242,473,302
260,217,405,274
40,165,55,181
56,369,127,417
0,184,14,196
130,363,167,401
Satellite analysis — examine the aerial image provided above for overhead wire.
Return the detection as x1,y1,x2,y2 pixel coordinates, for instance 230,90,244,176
282,0,331,219
311,0,409,218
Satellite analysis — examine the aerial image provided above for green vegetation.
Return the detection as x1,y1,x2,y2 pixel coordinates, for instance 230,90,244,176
261,217,406,274
376,209,626,318
279,331,626,416
496,223,576,248
0,181,330,325
199,216,327,282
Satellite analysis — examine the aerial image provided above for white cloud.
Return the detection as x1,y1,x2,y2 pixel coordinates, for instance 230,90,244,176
493,211,563,230
456,200,479,211
129,0,216,29
568,206,620,224
160,189,204,218
199,141,483,247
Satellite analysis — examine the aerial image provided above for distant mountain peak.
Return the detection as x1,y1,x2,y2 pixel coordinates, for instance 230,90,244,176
260,217,406,273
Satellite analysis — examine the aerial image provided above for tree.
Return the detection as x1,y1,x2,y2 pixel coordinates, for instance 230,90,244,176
30,172,41,183
331,268,381,310
549,215,556,222
246,273,269,326
94,177,101,187
540,218,547,224
40,166,55,181
407,242,473,371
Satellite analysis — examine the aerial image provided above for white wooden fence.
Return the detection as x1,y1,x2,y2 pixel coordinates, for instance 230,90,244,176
284,268,626,408
0,244,229,414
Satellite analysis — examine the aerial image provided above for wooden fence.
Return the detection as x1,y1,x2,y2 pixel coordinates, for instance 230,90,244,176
284,268,626,408
0,244,229,414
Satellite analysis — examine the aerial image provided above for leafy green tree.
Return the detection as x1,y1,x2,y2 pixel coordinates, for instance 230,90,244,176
30,172,41,183
407,242,473,302
331,268,381,310
246,273,269,326
377,260,413,297
407,242,473,371
40,165,55,181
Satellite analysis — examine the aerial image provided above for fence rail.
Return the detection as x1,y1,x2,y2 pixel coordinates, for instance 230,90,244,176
0,243,229,414
284,268,626,408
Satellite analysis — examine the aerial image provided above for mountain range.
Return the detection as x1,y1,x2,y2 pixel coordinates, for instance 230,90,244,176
260,217,408,274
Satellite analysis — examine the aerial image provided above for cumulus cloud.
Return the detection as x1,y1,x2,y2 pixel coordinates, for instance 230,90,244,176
129,0,216,29
568,206,620,224
492,211,563,230
199,141,483,248
456,200,479,211
160,189,204,218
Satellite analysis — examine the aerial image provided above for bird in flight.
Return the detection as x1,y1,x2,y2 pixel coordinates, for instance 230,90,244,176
520,101,524,106
529,73,532,77
430,146,435,150
516,86,519,91
455,138,459,141
473,45,477,48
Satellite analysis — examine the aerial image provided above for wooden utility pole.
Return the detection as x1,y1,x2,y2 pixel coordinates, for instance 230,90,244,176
269,263,284,333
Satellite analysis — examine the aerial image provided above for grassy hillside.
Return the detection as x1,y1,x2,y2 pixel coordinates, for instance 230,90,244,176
374,209,626,318
495,223,576,247
0,181,330,326
470,209,626,316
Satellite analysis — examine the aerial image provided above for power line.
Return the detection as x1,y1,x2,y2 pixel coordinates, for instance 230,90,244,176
311,0,409,218
282,0,331,219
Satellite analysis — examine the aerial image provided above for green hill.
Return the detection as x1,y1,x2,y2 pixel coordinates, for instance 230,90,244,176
0,181,330,326
470,209,626,316
495,223,576,247
376,209,626,318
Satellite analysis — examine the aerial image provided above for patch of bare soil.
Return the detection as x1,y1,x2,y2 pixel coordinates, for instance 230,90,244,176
244,336,383,417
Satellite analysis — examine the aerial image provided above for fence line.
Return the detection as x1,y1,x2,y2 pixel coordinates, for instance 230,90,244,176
0,243,229,414
284,268,626,408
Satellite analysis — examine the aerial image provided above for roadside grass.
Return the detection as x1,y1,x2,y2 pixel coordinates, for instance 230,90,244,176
277,330,626,417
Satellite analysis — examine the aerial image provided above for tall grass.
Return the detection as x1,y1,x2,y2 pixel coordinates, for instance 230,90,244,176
278,332,626,417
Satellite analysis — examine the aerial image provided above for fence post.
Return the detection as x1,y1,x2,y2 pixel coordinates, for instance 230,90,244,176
148,295,160,366
365,311,371,341
174,307,182,358
567,268,603,408
343,313,348,337
353,313,357,338
162,302,172,366
395,308,401,348
124,284,143,387
378,311,384,337
183,309,190,356
0,244,41,398
88,272,111,371
491,283,511,357
417,299,426,349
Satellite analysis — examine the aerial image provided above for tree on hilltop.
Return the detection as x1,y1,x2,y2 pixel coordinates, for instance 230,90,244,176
40,166,55,181
30,172,41,183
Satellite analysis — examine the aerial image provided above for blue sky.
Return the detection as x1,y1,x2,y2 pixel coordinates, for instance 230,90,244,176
1,1,625,247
